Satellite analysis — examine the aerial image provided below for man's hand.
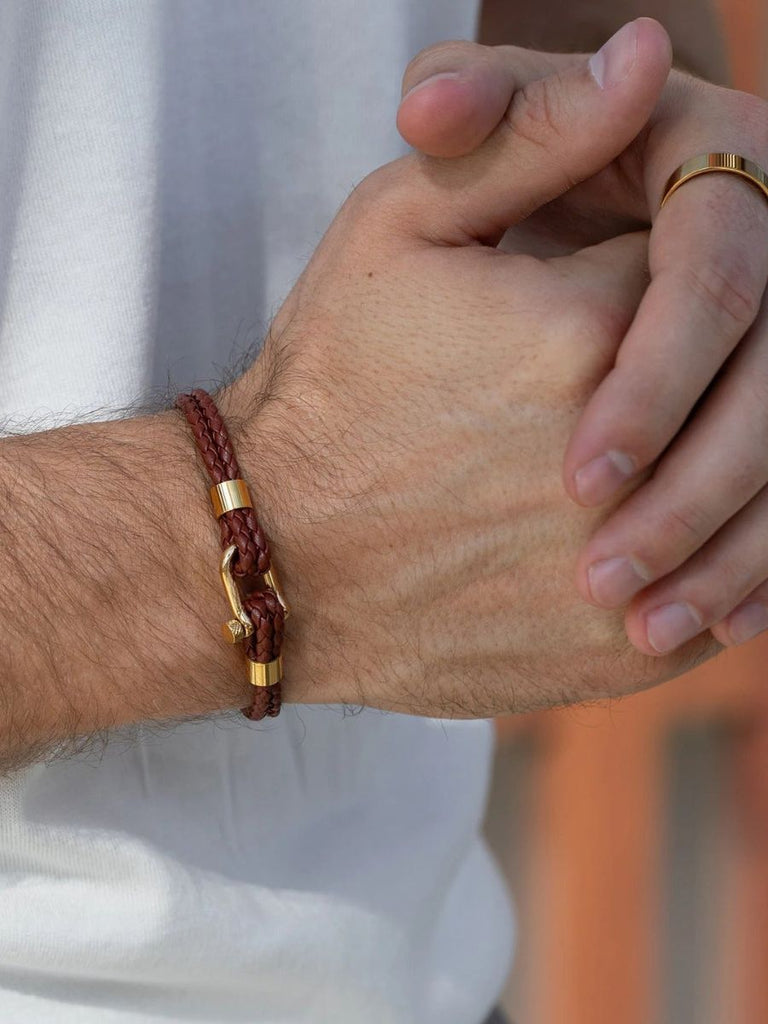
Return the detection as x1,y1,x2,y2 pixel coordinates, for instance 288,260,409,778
397,20,768,657
1,20,724,772
228,19,719,718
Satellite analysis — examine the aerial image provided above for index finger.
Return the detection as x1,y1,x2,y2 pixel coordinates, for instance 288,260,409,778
562,85,768,507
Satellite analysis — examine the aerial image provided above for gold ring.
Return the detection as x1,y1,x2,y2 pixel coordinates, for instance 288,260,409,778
660,153,768,210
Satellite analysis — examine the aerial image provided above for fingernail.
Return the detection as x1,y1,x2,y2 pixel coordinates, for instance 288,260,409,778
588,555,650,607
726,601,768,645
574,450,636,505
646,602,703,653
589,21,639,90
402,71,461,102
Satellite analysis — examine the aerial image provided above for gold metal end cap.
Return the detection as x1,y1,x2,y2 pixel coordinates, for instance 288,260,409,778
210,479,253,518
222,619,247,644
248,657,283,688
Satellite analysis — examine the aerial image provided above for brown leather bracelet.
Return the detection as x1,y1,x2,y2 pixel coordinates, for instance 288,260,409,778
175,388,287,720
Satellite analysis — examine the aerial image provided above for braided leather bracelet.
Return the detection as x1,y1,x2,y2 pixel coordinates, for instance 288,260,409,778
175,388,287,720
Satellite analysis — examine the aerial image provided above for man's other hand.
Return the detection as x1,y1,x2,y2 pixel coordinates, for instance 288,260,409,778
398,21,768,659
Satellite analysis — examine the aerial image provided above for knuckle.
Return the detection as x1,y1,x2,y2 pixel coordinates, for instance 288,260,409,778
340,171,382,229
554,290,596,335
580,302,635,362
338,175,384,241
567,292,625,338
504,77,571,166
687,566,748,624
723,552,760,595
651,499,712,565
729,89,768,149
681,251,761,332
701,539,767,596
346,165,392,209
341,161,411,233
554,303,629,398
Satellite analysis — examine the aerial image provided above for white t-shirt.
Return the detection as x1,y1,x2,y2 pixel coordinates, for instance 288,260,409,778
0,3,514,1022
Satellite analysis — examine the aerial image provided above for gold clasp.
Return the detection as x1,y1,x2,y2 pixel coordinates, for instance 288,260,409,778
219,544,289,688
218,544,291,645
219,545,254,643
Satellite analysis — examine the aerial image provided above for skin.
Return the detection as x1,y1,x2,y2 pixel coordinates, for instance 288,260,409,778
398,20,768,658
0,21,721,773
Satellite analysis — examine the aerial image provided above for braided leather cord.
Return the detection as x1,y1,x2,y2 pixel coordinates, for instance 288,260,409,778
175,388,283,720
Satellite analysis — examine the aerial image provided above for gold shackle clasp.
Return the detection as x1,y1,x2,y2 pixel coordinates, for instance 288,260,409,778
218,545,290,690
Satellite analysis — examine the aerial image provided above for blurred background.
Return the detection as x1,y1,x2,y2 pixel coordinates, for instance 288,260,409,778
484,3,768,1022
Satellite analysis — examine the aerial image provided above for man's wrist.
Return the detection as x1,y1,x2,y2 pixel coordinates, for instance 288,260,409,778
0,402,264,772
222,362,356,710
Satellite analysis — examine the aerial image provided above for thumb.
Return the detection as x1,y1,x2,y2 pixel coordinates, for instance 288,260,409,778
395,19,672,245
398,42,578,159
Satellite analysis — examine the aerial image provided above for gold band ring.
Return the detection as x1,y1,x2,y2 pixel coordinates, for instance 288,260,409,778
661,153,768,210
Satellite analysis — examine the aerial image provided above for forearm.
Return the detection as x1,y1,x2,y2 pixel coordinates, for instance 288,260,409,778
478,0,730,84
0,393,262,772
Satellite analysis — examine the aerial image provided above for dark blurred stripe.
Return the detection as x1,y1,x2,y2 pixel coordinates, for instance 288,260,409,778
483,1009,511,1024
